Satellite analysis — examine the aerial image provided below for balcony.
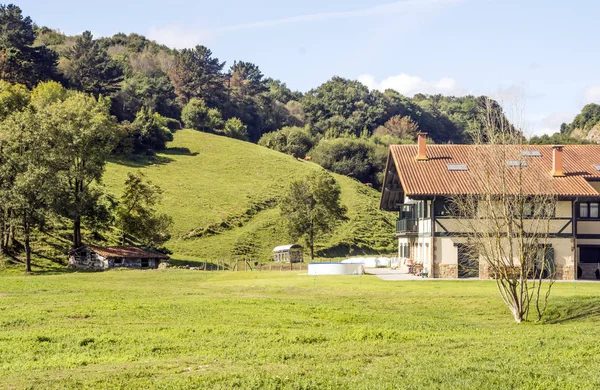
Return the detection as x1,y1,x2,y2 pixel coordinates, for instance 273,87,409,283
396,218,418,234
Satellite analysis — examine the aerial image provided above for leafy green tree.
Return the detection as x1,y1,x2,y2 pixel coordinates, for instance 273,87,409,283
222,117,248,141
0,4,58,87
302,77,386,137
280,171,347,260
0,80,29,119
265,78,302,104
115,172,172,248
30,80,67,109
311,138,386,187
168,45,225,106
113,72,178,122
569,103,600,131
43,92,118,249
64,31,123,95
0,109,56,271
258,126,314,158
181,98,207,130
128,108,173,154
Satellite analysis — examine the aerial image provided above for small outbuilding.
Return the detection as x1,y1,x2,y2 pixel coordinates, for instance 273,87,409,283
272,244,304,263
69,246,170,271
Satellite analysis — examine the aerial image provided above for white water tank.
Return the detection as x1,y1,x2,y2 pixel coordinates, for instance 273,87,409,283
308,262,364,275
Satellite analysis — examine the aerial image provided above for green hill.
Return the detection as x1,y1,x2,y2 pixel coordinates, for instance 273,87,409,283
102,130,396,264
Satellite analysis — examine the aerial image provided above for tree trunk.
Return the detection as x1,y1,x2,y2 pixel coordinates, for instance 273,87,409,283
73,216,82,249
24,217,31,273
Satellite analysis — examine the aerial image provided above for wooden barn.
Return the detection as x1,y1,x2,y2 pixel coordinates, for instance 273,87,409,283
69,246,169,271
272,244,304,263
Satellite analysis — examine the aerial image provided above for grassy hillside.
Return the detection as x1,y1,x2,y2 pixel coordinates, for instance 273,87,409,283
103,130,395,263
1,271,599,389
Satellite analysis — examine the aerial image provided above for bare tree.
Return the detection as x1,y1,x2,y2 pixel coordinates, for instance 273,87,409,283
451,97,556,323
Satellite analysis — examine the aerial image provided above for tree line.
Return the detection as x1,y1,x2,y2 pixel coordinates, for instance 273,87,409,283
1,4,533,187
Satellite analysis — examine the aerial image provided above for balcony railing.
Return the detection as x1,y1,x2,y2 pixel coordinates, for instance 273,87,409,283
396,218,418,233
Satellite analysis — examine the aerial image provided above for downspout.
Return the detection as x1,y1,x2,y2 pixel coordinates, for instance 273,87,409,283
573,197,579,280
430,196,437,278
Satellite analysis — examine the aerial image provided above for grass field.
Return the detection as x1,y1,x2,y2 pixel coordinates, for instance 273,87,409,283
0,129,395,273
1,271,599,389
103,130,395,263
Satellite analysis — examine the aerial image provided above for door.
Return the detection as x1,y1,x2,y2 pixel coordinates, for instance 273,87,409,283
579,246,600,280
457,245,479,278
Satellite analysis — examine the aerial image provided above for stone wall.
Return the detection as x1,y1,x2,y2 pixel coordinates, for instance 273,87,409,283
69,248,162,271
109,258,160,269
69,249,108,271
434,264,457,278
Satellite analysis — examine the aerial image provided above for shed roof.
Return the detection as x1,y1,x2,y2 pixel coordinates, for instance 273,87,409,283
387,144,600,198
87,246,170,260
273,244,303,252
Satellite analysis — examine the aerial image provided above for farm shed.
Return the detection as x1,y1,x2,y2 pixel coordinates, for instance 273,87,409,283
272,244,304,263
69,246,170,271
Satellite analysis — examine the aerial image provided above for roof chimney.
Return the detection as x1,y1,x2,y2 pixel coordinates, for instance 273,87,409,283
551,145,565,177
416,132,428,161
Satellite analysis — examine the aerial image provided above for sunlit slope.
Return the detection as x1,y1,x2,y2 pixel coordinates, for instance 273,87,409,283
103,130,395,261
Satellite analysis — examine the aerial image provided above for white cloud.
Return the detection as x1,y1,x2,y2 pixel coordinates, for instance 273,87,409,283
584,86,600,104
147,0,464,48
357,73,463,96
147,26,217,49
528,111,574,137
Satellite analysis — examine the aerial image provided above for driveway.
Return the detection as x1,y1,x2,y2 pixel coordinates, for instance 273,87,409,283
365,268,423,281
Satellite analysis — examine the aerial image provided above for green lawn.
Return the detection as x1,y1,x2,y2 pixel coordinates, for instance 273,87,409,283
102,130,395,263
1,271,599,389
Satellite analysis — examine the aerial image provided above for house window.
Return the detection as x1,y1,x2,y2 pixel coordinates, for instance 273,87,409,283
114,258,123,265
592,203,599,219
403,243,410,258
141,259,149,268
580,203,588,218
434,198,476,217
579,202,599,219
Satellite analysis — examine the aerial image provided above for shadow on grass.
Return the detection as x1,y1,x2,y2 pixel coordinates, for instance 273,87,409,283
542,296,600,324
317,243,391,259
109,155,174,168
169,258,229,270
162,147,198,157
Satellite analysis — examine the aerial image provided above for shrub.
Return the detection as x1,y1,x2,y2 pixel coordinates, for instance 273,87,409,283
181,98,208,130
311,138,386,187
163,117,182,131
222,117,248,141
181,98,224,132
129,108,173,153
258,126,314,158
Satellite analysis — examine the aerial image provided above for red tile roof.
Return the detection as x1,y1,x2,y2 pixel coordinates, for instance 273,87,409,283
388,144,600,198
88,246,170,260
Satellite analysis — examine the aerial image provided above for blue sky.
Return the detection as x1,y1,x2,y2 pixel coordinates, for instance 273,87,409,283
16,0,600,136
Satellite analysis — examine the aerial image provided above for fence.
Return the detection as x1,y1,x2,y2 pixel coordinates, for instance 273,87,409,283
176,259,308,272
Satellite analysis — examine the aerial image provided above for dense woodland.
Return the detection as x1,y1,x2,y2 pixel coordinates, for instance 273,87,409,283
0,4,596,270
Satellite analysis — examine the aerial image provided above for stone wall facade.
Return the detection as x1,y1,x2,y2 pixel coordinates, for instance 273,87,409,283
69,248,162,271
69,248,109,271
434,263,458,279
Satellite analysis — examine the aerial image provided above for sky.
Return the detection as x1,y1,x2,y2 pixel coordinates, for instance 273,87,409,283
15,0,600,136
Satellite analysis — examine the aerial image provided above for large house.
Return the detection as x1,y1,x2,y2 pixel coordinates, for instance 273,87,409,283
380,133,600,280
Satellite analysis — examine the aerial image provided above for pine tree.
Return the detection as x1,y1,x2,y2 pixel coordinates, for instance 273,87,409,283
168,45,225,106
65,31,122,95
0,4,58,87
